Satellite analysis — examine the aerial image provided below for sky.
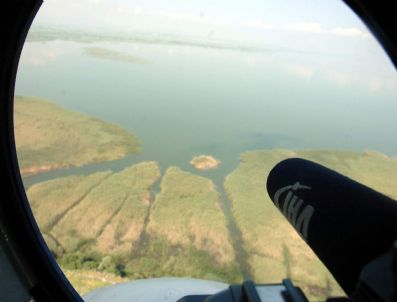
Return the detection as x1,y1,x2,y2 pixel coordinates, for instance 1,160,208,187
18,0,397,154
32,0,391,56
36,0,364,25
35,0,371,38
28,0,397,95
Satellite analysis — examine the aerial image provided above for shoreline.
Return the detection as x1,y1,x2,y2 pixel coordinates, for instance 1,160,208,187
190,155,220,171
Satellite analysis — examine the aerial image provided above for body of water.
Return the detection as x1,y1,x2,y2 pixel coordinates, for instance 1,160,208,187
16,32,397,186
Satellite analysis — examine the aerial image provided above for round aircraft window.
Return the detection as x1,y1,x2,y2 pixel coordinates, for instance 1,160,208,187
14,1,397,301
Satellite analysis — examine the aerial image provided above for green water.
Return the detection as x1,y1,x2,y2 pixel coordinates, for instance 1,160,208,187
17,38,397,186
15,30,397,283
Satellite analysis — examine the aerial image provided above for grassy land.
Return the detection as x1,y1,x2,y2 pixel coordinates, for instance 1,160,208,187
27,162,160,276
27,163,241,294
62,268,126,296
28,171,112,233
138,166,241,283
224,149,397,301
25,139,397,298
14,96,141,176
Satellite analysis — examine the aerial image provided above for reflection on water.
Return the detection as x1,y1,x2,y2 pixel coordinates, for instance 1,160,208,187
17,35,397,175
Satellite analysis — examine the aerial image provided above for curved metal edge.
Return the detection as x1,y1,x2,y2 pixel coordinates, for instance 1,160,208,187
0,1,396,302
343,0,397,69
0,1,83,301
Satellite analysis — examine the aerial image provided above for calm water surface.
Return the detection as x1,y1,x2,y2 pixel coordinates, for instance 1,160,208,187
16,37,397,186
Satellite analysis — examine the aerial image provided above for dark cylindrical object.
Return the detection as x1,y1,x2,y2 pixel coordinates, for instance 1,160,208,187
266,158,397,294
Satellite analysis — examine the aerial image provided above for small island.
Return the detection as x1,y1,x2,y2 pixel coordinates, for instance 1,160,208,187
190,155,220,170
85,47,149,65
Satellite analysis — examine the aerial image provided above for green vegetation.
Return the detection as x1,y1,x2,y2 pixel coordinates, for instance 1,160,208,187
62,268,125,296
27,148,397,297
26,139,397,298
28,171,112,234
27,162,160,275
50,162,159,254
20,98,397,298
140,167,241,282
14,96,141,176
224,149,397,301
27,163,242,294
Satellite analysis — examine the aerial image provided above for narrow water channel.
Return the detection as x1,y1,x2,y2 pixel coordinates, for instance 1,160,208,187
22,154,252,279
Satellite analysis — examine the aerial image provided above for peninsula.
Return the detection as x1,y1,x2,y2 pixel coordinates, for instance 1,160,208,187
14,96,141,176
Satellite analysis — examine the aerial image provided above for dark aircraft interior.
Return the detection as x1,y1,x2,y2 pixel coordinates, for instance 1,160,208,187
1,1,397,301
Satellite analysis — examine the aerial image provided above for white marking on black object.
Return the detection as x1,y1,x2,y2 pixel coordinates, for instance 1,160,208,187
273,182,314,240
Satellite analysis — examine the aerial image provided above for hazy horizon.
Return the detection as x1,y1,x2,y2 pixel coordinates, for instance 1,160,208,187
14,1,397,299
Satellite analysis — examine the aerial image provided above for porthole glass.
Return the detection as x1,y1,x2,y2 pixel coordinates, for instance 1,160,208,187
15,1,397,300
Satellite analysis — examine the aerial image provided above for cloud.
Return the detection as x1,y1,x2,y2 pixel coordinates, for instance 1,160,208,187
283,22,368,38
114,5,230,25
155,10,230,25
243,55,265,66
330,27,369,38
115,5,144,15
44,0,102,7
368,78,383,92
324,73,396,93
326,71,355,86
283,22,323,33
285,63,315,78
366,77,397,93
244,19,368,39
244,18,274,30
